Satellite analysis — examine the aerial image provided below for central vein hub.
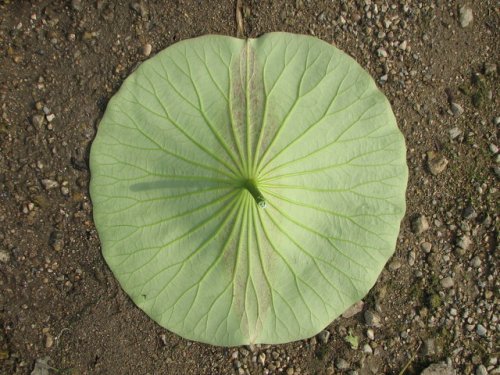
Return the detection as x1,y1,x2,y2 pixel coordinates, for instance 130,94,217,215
242,179,266,209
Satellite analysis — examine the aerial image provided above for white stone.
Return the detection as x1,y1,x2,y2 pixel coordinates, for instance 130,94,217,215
362,343,373,354
459,6,473,28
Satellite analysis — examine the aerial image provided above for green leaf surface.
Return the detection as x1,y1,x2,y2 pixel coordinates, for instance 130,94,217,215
90,32,408,346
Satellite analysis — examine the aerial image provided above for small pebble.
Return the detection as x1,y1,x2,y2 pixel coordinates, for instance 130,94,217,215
160,333,167,346
412,214,429,234
463,205,477,220
388,259,402,271
450,102,464,116
471,256,481,268
32,114,44,127
71,0,83,11
476,364,488,375
449,127,462,140
427,151,448,175
459,5,473,28
440,276,454,289
336,359,349,370
457,235,472,250
41,179,59,189
142,43,152,57
258,353,265,366
342,300,364,318
377,48,388,58
484,63,497,76
366,329,374,340
420,242,432,253
362,343,373,354
49,231,64,252
421,363,456,375
317,330,330,344
422,338,435,356
476,324,487,337
489,144,499,154
46,114,55,122
0,249,10,263
83,31,94,41
130,1,148,17
364,310,381,327
473,355,483,365
45,334,54,348
494,166,500,178
408,251,416,266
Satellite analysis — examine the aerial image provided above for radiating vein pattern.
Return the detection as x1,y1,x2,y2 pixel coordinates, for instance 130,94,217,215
90,33,408,346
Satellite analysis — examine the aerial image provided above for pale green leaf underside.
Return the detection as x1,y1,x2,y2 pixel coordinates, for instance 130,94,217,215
90,33,408,346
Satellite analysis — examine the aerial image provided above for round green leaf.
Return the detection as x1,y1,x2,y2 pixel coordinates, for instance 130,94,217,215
90,32,408,346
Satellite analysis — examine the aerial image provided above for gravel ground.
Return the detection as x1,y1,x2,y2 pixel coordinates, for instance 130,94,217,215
0,1,498,374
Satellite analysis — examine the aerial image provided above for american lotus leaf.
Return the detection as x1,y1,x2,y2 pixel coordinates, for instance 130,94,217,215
89,32,408,346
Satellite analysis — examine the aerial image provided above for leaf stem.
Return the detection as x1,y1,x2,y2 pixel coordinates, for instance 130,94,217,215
243,179,266,208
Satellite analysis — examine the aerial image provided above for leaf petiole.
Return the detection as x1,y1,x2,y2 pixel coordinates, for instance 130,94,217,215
242,179,266,208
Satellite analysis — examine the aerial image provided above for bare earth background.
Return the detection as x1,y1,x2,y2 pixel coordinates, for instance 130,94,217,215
0,1,498,374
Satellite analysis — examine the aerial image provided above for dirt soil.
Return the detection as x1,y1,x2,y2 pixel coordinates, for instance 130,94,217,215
0,1,498,374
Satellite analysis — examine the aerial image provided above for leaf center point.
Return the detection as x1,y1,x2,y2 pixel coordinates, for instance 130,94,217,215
242,179,266,208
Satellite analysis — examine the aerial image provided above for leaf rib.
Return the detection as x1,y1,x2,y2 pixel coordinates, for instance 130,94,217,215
265,190,391,244
260,139,402,180
251,204,289,338
104,112,236,180
265,200,379,269
252,41,302,172
164,195,245,329
261,206,359,300
258,85,382,177
181,54,245,176
254,50,321,174
122,77,240,177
